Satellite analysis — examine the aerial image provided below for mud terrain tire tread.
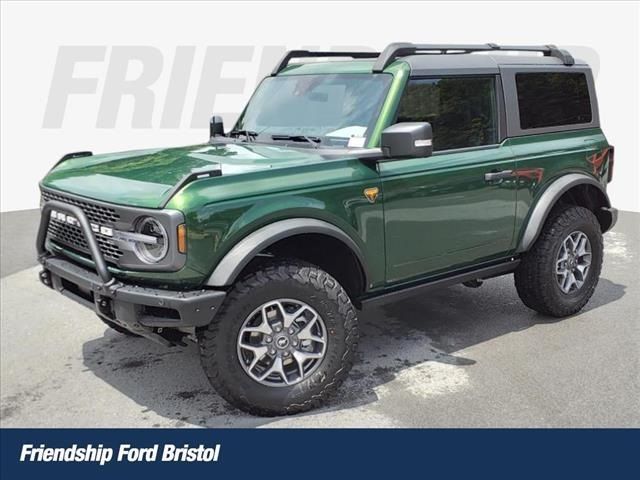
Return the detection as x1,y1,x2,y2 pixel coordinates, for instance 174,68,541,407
199,259,358,416
515,205,603,317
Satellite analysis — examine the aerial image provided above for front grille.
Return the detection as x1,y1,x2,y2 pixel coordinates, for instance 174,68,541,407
42,191,124,262
41,190,120,224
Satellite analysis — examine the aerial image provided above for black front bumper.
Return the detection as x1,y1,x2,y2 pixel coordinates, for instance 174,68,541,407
37,200,226,344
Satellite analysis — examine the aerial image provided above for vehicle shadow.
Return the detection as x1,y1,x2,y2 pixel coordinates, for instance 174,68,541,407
81,275,626,427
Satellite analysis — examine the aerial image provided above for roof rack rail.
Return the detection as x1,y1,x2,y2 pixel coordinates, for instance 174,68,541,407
371,42,575,72
270,44,575,76
271,50,380,75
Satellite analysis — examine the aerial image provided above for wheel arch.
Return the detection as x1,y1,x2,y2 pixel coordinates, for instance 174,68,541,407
206,218,369,299
517,173,615,253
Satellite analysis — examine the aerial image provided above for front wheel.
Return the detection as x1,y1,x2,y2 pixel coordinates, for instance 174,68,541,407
199,260,358,416
515,206,603,317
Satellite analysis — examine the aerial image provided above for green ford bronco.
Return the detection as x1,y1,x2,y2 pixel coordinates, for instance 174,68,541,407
38,43,617,416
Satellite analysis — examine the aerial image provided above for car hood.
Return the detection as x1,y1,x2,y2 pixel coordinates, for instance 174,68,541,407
42,142,329,208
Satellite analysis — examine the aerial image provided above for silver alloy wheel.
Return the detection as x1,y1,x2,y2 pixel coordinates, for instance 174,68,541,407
555,231,592,294
237,299,328,387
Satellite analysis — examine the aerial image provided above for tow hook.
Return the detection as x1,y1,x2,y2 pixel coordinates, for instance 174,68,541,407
96,296,113,317
463,279,483,288
39,270,52,288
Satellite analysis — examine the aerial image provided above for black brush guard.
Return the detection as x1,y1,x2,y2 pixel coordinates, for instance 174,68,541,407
37,200,226,346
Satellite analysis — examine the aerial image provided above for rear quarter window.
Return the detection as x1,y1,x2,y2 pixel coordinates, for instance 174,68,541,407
516,72,592,129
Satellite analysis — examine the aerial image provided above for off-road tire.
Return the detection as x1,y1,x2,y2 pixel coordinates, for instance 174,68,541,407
515,205,603,317
98,316,140,337
198,260,358,416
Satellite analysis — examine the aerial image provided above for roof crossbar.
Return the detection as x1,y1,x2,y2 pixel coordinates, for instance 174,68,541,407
271,50,380,75
372,42,575,72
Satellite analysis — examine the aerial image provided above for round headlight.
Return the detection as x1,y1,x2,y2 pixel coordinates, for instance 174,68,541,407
133,216,169,264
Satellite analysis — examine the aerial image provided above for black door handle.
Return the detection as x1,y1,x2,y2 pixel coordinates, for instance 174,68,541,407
484,170,513,182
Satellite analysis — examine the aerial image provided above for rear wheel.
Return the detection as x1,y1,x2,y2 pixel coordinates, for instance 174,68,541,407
199,260,358,416
515,206,603,317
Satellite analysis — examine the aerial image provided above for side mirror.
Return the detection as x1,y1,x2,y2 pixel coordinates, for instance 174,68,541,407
381,122,433,158
209,115,225,139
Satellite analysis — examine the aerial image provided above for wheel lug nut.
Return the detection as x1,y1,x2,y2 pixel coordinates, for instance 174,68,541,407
265,336,272,343
288,328,295,335
269,348,276,355
283,351,290,357
275,326,282,333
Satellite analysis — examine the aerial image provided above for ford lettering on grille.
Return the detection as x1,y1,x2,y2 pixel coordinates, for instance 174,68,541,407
50,210,114,237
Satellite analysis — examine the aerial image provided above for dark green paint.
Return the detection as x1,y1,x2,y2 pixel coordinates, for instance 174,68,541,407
42,143,333,209
505,128,609,243
379,142,517,283
40,60,611,293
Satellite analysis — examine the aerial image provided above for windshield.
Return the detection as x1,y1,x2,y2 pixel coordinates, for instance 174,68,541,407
233,73,392,148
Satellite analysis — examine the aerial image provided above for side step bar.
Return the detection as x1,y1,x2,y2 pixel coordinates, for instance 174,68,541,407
361,258,520,309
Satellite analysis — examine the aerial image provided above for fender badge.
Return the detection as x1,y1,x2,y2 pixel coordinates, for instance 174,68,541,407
364,187,379,203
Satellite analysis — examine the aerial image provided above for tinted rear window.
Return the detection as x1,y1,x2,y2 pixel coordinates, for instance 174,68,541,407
516,72,592,129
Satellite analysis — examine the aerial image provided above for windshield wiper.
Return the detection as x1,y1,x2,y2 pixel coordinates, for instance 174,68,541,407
271,134,321,148
228,130,259,142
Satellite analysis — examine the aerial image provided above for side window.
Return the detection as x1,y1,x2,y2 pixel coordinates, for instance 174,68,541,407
396,76,498,151
516,72,591,129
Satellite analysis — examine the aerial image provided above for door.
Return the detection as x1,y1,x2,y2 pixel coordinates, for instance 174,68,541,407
380,75,517,284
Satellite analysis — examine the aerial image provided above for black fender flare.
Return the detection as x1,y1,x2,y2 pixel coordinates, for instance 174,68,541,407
517,173,613,253
206,218,369,287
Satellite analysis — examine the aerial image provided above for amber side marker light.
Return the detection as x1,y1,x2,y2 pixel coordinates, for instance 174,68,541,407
177,224,187,253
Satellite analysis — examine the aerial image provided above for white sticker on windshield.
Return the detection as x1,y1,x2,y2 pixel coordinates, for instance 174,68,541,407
347,136,366,148
327,126,367,138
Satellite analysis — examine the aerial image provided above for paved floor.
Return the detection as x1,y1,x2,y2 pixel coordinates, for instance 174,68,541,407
1,210,638,427
0,209,41,278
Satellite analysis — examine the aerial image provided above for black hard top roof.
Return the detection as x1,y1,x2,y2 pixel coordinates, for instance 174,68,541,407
403,52,587,76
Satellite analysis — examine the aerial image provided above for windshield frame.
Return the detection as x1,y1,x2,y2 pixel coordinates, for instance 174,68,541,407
231,72,393,149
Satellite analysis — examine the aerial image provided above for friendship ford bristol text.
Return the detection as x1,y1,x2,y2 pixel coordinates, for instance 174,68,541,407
19,443,222,465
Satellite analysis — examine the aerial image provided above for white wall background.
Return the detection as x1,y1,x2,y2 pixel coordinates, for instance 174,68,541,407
1,0,639,212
